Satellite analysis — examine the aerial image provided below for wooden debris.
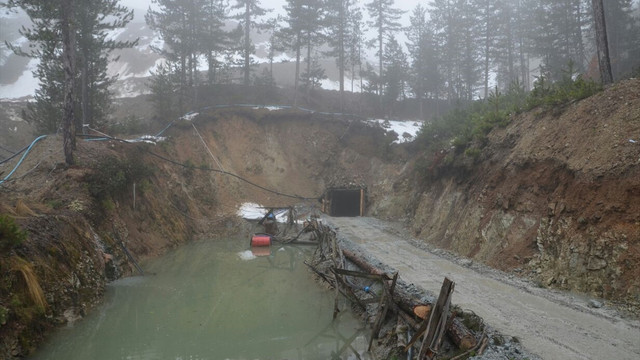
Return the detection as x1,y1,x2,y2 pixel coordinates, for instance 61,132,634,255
418,277,454,359
307,220,481,359
448,317,478,350
413,305,432,320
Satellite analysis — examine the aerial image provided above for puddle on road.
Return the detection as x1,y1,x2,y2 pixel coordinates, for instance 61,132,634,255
30,239,368,360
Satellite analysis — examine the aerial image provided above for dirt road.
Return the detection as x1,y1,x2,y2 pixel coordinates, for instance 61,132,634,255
324,216,640,360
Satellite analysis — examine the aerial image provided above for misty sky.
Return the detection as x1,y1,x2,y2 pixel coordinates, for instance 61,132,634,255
123,0,425,24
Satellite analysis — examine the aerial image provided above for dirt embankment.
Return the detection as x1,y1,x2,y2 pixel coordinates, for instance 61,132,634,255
0,109,401,358
372,78,640,314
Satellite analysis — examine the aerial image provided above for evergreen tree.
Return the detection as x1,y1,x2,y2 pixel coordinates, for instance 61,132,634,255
603,0,639,78
233,0,270,86
300,53,327,90
76,1,136,132
6,0,135,164
346,5,364,93
530,0,589,81
203,0,238,85
406,5,433,117
325,0,353,109
281,0,305,106
148,61,181,122
365,0,404,97
264,16,286,82
382,35,408,117
300,0,326,98
478,0,499,98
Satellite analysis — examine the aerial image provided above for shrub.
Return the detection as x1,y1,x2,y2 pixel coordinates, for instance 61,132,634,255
0,214,27,252
417,63,602,169
87,154,155,200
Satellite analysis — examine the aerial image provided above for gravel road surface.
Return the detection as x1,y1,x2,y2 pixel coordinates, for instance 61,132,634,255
324,216,640,360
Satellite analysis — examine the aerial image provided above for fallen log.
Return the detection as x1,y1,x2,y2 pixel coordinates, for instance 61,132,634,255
448,317,477,350
341,248,478,351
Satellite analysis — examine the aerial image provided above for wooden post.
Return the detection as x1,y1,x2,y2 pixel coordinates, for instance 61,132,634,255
418,278,455,359
360,188,365,216
133,181,136,210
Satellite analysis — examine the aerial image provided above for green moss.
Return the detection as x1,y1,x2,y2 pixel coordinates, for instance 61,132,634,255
460,311,483,332
0,214,27,251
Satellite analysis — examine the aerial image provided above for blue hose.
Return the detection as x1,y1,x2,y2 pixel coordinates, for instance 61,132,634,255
0,135,47,185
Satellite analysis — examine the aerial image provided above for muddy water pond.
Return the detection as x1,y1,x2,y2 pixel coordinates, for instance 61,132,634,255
31,239,368,360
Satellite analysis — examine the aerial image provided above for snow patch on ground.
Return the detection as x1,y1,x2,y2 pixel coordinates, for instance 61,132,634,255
0,58,38,99
237,250,257,261
251,53,295,64
237,202,290,222
367,119,423,143
237,202,266,220
320,79,340,91
252,106,285,111
106,28,127,41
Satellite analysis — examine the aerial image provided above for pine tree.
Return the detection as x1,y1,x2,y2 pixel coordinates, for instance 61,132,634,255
382,35,408,117
148,61,181,122
6,0,136,164
602,0,639,78
530,0,589,81
76,1,136,132
203,0,238,85
233,0,270,86
264,16,286,82
346,5,364,93
300,0,326,99
147,0,229,110
325,0,353,110
365,0,404,97
406,5,430,116
281,0,306,106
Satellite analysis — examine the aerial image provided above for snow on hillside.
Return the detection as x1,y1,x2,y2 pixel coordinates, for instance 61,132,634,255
0,3,363,100
0,58,38,99
367,119,423,143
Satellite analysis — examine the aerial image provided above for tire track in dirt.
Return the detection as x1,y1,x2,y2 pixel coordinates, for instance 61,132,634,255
325,216,640,360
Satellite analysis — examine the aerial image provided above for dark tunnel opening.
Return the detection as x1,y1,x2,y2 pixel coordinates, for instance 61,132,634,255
329,189,363,217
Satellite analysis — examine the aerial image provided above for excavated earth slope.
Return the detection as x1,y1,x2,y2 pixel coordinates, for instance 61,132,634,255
372,78,640,314
0,109,402,358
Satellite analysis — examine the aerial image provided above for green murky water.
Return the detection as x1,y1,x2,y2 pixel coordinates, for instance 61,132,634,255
30,239,368,360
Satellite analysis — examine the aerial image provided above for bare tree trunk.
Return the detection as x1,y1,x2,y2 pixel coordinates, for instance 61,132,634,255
378,23,383,98
592,0,613,85
338,0,345,112
243,2,251,86
294,35,301,107
61,0,76,165
81,47,89,134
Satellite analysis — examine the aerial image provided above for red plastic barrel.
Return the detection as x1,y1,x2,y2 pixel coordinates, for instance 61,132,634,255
251,246,271,257
251,234,272,247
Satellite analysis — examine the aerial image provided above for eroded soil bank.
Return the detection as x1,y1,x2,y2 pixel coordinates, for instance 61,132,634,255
371,78,640,315
0,108,400,358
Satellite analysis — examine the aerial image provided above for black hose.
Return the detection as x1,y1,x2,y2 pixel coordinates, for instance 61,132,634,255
145,149,319,201
0,144,29,164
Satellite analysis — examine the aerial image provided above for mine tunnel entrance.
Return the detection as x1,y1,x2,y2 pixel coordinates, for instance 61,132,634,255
324,188,365,217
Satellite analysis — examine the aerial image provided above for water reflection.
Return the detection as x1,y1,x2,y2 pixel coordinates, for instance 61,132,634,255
30,239,368,360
